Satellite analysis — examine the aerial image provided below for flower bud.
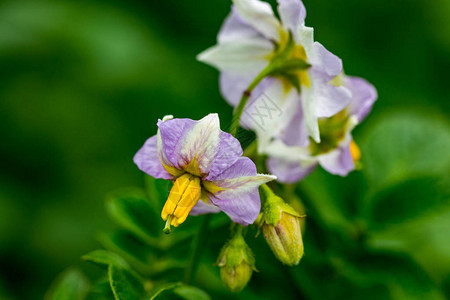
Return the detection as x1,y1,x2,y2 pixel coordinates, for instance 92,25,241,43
260,185,305,266
217,229,255,292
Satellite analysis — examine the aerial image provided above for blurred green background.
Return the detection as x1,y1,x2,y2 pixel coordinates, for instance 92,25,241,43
0,0,449,299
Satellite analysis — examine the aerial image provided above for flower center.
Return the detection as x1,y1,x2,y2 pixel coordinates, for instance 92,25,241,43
309,110,349,155
271,30,311,92
162,173,202,231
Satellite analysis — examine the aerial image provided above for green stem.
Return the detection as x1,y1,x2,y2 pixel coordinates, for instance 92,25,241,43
229,64,273,137
184,214,212,284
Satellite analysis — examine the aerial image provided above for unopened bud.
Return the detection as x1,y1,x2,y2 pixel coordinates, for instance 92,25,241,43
217,228,255,292
260,185,304,266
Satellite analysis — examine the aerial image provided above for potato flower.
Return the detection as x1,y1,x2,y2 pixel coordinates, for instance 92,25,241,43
133,114,276,229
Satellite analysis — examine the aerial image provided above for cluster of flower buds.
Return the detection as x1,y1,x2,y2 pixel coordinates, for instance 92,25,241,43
259,185,305,266
217,226,256,292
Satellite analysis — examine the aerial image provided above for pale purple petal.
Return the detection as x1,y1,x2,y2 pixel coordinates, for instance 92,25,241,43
158,114,221,176
205,157,276,225
220,70,267,106
312,71,352,118
208,189,260,225
299,83,320,142
239,77,298,151
317,139,355,176
310,42,343,80
279,96,310,147
190,200,221,216
294,25,314,55
218,7,264,43
233,0,282,41
267,156,316,183
157,118,194,169
204,131,243,181
197,38,272,73
345,76,378,122
207,156,256,181
133,135,174,180
277,0,306,32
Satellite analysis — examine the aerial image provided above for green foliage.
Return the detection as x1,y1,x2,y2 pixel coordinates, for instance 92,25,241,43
109,264,145,300
149,282,211,300
106,188,161,241
45,268,90,300
82,250,129,268
46,179,211,300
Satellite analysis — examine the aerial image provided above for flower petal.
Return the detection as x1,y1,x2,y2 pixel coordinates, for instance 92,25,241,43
158,114,221,176
204,131,243,181
345,76,378,122
317,137,355,176
197,38,272,73
220,70,269,106
239,78,298,151
300,85,320,142
310,42,343,79
208,189,260,225
206,157,276,225
218,7,264,43
313,71,352,118
277,0,306,32
233,0,282,41
267,156,316,183
190,200,222,216
133,135,174,180
156,117,194,172
278,94,310,147
295,25,314,55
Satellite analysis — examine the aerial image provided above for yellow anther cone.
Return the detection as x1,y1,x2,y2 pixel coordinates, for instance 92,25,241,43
162,174,202,232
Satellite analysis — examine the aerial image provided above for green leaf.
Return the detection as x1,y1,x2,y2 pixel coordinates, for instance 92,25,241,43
359,111,450,189
99,230,157,268
340,253,446,300
45,268,90,300
82,249,129,268
106,188,161,239
108,264,145,300
173,285,211,300
149,283,210,300
149,283,182,300
367,176,449,225
366,207,450,281
86,278,115,300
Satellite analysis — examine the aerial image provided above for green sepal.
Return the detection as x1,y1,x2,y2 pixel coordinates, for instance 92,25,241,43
266,31,310,89
260,185,303,226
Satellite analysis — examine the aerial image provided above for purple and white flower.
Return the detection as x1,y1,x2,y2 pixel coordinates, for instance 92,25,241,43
265,75,377,183
197,0,351,147
134,114,276,226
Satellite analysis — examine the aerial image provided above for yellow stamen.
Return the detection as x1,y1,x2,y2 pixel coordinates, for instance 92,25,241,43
161,173,202,232
350,140,361,162
202,181,226,194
